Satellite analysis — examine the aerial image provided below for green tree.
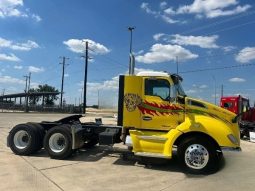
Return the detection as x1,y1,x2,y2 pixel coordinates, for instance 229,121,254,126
28,88,39,105
37,84,59,105
28,84,59,106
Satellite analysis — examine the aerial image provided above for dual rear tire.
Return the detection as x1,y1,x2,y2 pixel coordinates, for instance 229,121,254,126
8,124,73,159
9,123,44,155
43,125,73,159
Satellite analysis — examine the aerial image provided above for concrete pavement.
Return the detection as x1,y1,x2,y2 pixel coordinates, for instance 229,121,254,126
0,113,255,191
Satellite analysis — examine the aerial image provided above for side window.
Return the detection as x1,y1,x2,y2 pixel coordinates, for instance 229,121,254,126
223,102,233,109
145,79,170,100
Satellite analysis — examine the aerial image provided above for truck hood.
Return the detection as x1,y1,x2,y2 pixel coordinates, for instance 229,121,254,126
186,97,237,124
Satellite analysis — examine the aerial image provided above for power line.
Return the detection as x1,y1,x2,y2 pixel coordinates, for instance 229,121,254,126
206,20,255,36
132,10,255,50
180,63,255,74
88,47,127,69
181,10,255,35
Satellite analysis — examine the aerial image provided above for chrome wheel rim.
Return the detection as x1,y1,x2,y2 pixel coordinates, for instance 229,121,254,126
184,144,209,170
49,133,66,153
13,130,30,149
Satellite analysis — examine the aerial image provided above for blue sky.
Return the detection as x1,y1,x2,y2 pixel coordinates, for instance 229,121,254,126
1,0,255,107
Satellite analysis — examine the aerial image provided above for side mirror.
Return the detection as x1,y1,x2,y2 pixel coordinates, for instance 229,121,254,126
177,95,185,104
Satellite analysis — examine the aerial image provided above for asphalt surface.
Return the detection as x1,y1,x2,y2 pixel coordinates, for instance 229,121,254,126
0,113,255,191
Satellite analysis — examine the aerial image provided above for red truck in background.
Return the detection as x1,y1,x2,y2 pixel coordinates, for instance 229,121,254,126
220,95,255,138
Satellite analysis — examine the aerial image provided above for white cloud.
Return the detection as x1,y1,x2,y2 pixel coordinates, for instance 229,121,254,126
229,77,246,82
141,2,179,24
199,85,208,89
0,75,25,85
222,46,236,52
177,0,251,18
235,47,255,63
160,15,178,24
14,65,23,69
133,50,144,56
160,2,167,9
0,0,41,21
79,77,119,92
64,73,69,78
0,37,39,51
63,39,110,55
153,33,165,41
11,40,39,51
79,68,160,92
0,53,21,62
170,34,219,48
164,7,175,15
136,43,198,64
141,2,157,15
31,14,41,22
186,89,197,94
28,66,44,73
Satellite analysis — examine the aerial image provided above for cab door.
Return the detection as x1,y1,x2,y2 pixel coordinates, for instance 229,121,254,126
140,77,184,131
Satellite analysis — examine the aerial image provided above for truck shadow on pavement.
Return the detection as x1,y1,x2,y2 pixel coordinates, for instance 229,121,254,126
32,145,226,176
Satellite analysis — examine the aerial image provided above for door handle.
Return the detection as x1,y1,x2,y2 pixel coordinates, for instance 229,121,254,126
142,116,152,121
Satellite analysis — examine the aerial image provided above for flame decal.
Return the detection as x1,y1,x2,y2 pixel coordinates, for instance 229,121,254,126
137,100,184,116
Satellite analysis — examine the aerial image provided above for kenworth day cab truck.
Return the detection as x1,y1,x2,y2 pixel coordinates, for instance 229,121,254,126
7,71,240,174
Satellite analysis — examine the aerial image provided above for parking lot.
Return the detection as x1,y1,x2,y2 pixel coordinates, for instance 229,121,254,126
0,113,255,191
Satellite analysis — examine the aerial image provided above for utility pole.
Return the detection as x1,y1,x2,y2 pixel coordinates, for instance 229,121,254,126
221,84,224,97
28,72,31,91
82,41,89,114
212,75,216,105
2,89,5,96
97,89,99,109
24,73,31,112
176,56,179,75
59,56,69,108
24,75,28,93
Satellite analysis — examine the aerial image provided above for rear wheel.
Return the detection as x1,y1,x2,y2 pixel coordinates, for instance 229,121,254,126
177,137,219,174
44,125,73,159
9,124,39,155
27,123,45,152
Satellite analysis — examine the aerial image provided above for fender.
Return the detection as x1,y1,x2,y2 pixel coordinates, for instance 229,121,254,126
176,115,240,148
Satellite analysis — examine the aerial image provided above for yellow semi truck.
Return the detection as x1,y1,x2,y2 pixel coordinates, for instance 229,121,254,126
7,71,240,174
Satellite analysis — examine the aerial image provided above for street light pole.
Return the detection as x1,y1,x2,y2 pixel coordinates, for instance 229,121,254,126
128,27,135,54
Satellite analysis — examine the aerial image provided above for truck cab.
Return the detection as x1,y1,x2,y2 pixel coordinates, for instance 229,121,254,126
118,71,240,173
220,95,250,115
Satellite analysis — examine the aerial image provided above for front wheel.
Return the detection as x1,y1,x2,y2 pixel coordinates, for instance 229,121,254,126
177,137,220,174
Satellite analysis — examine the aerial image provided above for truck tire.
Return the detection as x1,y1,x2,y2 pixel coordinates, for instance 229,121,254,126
27,123,45,152
43,125,72,159
8,124,40,155
177,136,219,174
